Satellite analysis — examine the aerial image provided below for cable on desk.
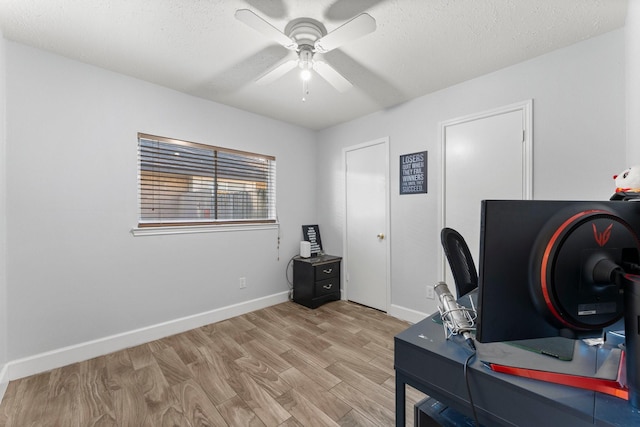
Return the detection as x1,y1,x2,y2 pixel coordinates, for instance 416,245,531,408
464,350,481,427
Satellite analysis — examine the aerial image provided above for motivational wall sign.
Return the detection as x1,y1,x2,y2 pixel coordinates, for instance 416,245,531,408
400,151,427,195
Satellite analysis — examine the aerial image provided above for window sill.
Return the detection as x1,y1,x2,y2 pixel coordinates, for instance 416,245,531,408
131,222,279,237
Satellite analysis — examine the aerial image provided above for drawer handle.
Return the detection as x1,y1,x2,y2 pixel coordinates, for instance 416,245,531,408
323,283,333,290
323,268,333,274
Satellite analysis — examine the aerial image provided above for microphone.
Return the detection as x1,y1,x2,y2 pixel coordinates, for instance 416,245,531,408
434,281,476,350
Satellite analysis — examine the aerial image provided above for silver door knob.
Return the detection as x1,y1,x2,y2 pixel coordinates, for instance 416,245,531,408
377,233,385,239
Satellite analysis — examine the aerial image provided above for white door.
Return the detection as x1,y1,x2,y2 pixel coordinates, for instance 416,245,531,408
441,101,533,289
344,138,389,311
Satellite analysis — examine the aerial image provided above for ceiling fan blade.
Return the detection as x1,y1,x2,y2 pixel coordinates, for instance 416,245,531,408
314,61,352,92
235,9,298,50
256,59,298,85
244,0,287,19
314,13,376,53
324,0,388,21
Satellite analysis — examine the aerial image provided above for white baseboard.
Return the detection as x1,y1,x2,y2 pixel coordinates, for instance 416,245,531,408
388,304,431,324
6,291,289,381
0,363,9,404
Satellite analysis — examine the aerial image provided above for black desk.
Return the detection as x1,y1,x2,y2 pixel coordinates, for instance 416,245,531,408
394,311,640,426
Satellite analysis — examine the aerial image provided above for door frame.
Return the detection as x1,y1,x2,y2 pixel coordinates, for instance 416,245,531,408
342,137,391,312
438,100,533,281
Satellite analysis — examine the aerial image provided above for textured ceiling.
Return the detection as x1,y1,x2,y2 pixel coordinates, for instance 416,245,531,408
0,0,629,130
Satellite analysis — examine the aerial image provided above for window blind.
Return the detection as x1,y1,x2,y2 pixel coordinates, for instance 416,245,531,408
138,133,276,227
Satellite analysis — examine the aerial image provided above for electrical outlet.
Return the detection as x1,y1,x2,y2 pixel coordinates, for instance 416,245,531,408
426,284,435,299
239,277,246,289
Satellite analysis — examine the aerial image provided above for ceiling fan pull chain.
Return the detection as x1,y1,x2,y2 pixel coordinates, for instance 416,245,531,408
302,80,310,102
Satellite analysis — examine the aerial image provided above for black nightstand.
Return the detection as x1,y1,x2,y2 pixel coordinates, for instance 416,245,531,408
292,255,341,309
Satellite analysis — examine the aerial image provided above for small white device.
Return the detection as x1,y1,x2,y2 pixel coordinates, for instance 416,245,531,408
300,241,311,258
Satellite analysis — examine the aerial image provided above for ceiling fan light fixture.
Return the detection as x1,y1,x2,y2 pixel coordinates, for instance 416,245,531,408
298,46,314,81
300,68,312,81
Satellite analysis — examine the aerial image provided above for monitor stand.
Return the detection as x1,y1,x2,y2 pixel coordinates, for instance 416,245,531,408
623,273,640,409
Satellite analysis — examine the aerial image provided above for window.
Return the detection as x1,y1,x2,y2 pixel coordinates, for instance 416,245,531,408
137,133,276,227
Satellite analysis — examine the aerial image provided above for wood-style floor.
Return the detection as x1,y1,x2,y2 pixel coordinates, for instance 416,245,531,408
0,300,426,426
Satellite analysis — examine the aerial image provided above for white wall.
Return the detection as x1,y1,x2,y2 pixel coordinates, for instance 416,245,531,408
317,29,626,317
5,42,317,364
0,33,8,390
627,0,640,164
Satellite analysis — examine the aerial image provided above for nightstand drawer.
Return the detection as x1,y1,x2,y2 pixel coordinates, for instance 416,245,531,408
315,278,338,296
315,261,339,280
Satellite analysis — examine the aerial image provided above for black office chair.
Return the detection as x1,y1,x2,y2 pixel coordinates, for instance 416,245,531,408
441,227,478,298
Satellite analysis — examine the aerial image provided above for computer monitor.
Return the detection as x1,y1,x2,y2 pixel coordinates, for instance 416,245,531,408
475,200,640,343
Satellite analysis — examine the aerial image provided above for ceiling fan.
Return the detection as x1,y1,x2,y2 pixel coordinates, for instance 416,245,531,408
235,8,376,96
